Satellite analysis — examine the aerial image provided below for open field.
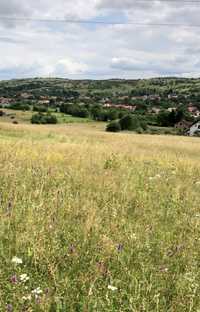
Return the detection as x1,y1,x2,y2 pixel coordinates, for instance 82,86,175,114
1,122,200,311
0,109,92,125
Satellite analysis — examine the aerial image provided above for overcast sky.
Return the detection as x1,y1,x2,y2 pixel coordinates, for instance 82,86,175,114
0,0,200,80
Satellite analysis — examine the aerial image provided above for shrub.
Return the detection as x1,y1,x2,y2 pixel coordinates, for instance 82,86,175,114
119,115,139,131
60,104,89,118
45,114,58,124
135,127,144,134
31,113,58,124
193,131,200,137
72,107,89,118
106,121,121,132
9,103,30,111
33,105,48,113
140,120,148,131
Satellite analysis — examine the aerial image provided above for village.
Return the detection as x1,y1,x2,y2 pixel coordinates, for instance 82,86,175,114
1,77,200,136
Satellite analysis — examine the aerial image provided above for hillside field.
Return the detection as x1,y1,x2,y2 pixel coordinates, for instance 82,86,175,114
1,122,200,311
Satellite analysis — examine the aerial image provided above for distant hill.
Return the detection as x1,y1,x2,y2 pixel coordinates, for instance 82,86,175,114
0,77,200,98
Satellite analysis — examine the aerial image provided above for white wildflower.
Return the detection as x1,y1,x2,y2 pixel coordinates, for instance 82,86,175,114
88,285,93,296
32,287,43,295
12,256,23,265
155,174,161,178
131,233,137,240
108,285,118,291
20,274,29,283
196,181,200,185
149,174,161,181
22,294,32,301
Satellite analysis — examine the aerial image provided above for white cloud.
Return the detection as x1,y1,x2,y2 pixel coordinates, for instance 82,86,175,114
0,0,200,79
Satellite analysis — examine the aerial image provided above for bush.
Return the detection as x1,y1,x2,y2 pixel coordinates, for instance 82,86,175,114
193,131,200,137
72,107,89,118
9,103,30,111
140,120,148,131
31,113,58,124
33,105,48,113
106,121,121,132
107,109,119,121
60,104,89,118
135,127,144,134
119,115,140,131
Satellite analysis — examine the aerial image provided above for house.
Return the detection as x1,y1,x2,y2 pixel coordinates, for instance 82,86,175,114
187,104,200,117
175,120,192,131
168,94,178,99
20,93,33,99
167,107,176,113
103,103,136,111
150,107,161,114
149,95,161,101
38,100,50,105
187,121,200,136
0,97,13,105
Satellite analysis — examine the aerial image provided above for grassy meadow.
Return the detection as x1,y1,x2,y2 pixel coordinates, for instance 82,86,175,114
0,109,92,125
1,121,200,311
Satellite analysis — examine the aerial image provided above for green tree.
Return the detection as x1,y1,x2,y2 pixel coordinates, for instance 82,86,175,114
119,115,140,131
106,121,121,132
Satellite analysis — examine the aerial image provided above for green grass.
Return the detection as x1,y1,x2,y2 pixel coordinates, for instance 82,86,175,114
0,109,93,125
0,122,200,311
55,113,92,124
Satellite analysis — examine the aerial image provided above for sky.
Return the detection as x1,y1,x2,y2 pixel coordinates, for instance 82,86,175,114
0,0,200,80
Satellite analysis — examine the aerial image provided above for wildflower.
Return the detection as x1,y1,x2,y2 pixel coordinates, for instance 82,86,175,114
155,174,161,178
196,181,200,185
88,285,94,296
149,174,161,181
159,266,169,273
68,244,76,254
108,285,118,291
22,294,32,301
32,287,43,295
6,304,13,312
10,275,18,284
35,296,41,305
131,233,137,240
117,244,123,252
20,273,29,283
11,256,22,265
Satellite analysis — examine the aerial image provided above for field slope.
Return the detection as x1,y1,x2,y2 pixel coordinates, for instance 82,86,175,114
1,122,200,311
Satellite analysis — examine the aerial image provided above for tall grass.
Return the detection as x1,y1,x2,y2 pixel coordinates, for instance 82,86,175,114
1,122,200,311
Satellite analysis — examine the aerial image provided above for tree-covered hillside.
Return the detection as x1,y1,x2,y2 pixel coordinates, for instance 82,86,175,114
0,77,200,99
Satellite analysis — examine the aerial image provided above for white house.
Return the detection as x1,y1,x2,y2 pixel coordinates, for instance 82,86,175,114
187,121,200,136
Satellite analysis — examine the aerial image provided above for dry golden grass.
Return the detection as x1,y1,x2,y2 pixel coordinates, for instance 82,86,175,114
1,122,200,311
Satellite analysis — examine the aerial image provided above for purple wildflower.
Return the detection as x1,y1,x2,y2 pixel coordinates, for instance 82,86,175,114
10,275,18,284
6,304,13,312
